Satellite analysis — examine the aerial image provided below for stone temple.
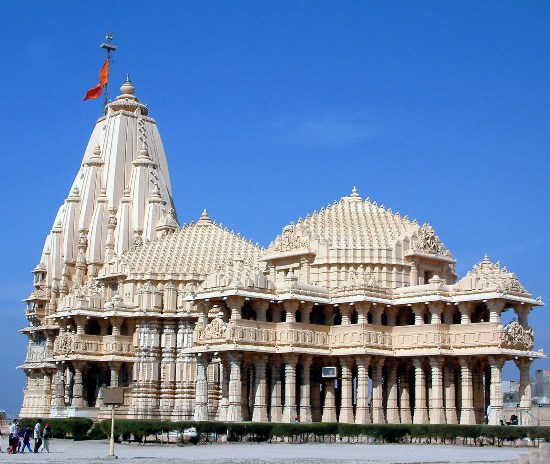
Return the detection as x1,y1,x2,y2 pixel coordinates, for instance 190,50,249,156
20,79,544,426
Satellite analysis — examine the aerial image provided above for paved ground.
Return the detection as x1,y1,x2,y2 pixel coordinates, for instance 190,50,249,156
0,439,529,463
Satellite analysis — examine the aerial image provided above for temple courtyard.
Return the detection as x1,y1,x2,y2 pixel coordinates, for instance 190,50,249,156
0,440,529,463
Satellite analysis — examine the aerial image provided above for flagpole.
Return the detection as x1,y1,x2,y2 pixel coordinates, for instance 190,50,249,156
100,33,117,111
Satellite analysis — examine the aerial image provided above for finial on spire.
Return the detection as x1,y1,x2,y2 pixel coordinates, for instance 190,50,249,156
100,32,117,110
197,209,212,226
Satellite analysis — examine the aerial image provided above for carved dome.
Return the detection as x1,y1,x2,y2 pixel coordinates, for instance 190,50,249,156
101,210,263,280
264,188,454,289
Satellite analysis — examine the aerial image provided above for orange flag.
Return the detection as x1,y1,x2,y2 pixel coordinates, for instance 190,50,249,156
83,59,109,101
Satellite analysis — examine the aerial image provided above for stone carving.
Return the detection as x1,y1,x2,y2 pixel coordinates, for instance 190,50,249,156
55,332,75,355
200,318,227,341
501,321,534,350
413,224,447,256
463,256,527,294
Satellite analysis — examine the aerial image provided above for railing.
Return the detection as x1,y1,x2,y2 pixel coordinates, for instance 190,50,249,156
54,334,134,357
197,319,509,352
25,344,50,362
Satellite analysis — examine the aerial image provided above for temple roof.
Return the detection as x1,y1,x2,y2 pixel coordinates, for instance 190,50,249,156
104,210,264,280
268,187,452,257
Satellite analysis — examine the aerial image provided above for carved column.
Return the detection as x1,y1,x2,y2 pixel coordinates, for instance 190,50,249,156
339,358,354,423
269,357,283,422
516,304,531,329
355,356,371,424
412,303,425,325
173,321,194,420
412,359,428,424
339,303,352,325
271,303,283,323
487,300,505,324
284,300,299,323
252,356,269,422
429,357,445,424
372,358,385,423
410,259,419,286
53,364,66,407
386,359,400,423
459,358,475,425
371,305,383,325
42,370,53,410
282,354,299,422
355,302,371,324
194,355,209,421
227,296,244,321
386,306,398,327
473,363,485,424
217,359,229,421
444,363,458,424
399,363,412,424
429,302,444,324
227,353,243,422
109,361,121,387
516,358,532,426
71,361,85,407
300,302,313,324
322,378,337,422
458,302,473,324
299,356,313,422
160,321,177,419
253,300,269,322
487,357,505,425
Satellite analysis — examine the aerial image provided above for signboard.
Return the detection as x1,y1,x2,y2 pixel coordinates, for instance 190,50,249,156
322,367,337,378
103,387,124,405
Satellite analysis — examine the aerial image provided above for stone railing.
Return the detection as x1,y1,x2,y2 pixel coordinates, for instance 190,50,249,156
196,319,532,353
53,333,134,357
25,344,50,363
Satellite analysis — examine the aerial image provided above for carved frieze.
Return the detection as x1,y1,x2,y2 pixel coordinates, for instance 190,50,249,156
199,318,227,341
501,321,534,351
54,332,75,356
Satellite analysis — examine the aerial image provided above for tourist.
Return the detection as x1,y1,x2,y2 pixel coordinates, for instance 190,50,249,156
8,419,19,454
42,423,52,453
33,419,42,453
20,426,32,453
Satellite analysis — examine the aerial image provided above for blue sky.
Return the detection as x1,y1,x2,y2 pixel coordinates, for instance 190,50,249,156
1,1,549,416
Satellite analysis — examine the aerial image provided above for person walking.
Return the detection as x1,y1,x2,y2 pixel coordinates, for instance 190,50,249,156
20,426,32,453
8,419,19,454
42,423,52,453
33,419,42,453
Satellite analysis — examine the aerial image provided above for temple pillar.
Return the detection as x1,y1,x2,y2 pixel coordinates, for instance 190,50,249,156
473,363,485,424
459,358,475,425
71,361,85,407
487,300,505,324
429,302,444,325
355,301,371,324
413,359,428,424
372,358,385,423
412,303,425,325
299,356,313,422
355,356,371,424
516,304,531,329
339,303,352,325
429,357,445,424
282,354,299,422
399,363,412,424
252,300,269,322
194,355,209,421
322,378,337,422
386,306,398,327
227,296,244,321
270,357,283,422
444,364,458,424
252,356,269,422
458,302,473,324
227,353,243,422
386,359,400,423
53,364,66,407
300,302,313,324
371,305,383,325
339,358,354,423
160,320,176,418
516,358,532,426
284,300,299,323
488,357,505,425
217,359,229,421
109,361,121,387
410,259,419,285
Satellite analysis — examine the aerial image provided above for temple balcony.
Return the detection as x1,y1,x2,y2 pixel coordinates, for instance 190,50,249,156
53,333,134,358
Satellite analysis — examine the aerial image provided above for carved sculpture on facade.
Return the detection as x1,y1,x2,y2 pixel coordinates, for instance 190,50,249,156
501,321,534,351
200,318,227,341
55,332,75,356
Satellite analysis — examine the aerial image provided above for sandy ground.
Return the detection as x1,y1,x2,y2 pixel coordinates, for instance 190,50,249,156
0,439,529,464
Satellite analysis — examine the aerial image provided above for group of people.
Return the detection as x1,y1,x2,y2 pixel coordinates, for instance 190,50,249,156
1,418,52,454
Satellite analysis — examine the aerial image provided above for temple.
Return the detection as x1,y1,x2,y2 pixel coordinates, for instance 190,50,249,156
20,79,544,426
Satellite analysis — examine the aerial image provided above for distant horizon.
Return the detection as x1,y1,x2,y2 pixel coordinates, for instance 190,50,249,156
2,1,549,415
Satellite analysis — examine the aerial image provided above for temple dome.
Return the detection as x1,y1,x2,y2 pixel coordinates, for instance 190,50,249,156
101,211,263,281
265,188,454,289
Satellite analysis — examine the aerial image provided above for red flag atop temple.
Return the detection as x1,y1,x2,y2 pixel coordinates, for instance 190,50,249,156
83,59,109,101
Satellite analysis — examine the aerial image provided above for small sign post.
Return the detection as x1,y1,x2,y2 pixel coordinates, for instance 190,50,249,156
103,387,124,459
